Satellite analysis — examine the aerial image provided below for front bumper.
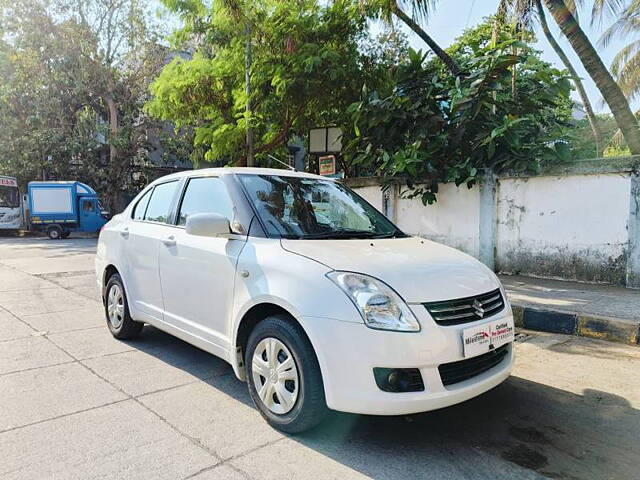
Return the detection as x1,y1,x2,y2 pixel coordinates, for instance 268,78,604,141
301,304,514,415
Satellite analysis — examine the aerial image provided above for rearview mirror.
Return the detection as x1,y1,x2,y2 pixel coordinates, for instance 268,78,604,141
185,213,230,238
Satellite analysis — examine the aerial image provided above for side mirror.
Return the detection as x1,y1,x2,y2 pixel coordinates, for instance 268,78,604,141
185,213,230,238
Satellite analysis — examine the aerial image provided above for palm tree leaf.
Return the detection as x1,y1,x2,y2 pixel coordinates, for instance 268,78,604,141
397,0,438,24
591,0,626,28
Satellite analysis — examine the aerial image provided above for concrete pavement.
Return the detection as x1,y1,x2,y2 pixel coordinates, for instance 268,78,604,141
0,237,639,479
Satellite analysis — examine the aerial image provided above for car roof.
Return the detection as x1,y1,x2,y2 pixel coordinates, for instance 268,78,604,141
153,167,333,184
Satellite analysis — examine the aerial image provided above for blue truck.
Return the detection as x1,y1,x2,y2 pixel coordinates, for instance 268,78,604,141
27,181,109,239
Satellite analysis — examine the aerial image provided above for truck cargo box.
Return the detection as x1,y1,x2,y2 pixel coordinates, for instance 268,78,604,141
28,181,97,225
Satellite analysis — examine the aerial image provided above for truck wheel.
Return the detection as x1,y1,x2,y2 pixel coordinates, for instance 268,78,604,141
47,225,63,240
245,315,327,433
104,273,143,339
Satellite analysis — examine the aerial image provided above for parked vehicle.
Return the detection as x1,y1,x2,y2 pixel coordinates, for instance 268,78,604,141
95,168,515,433
0,176,22,233
28,181,109,239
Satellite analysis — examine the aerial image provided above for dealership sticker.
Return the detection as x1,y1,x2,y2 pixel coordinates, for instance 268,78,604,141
462,323,492,358
463,317,515,357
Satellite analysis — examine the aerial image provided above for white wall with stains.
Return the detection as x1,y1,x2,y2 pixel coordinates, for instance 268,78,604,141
496,174,631,284
395,183,481,258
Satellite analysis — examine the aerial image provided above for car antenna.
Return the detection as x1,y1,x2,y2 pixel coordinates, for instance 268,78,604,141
266,154,295,171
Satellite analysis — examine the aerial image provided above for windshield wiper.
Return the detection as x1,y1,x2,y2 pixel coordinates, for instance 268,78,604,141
371,229,406,239
297,229,379,239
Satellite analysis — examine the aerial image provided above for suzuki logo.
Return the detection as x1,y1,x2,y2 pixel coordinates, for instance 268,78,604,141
472,299,485,318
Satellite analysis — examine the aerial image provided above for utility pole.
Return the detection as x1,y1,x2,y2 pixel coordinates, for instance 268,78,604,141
245,23,254,167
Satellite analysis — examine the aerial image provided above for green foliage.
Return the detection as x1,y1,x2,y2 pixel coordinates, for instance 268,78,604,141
570,114,629,159
0,0,187,209
344,20,573,204
147,0,382,165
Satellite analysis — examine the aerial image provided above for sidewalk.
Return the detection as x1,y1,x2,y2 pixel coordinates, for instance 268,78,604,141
500,274,640,345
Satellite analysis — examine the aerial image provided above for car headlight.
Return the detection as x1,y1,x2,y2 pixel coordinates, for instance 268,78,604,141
326,271,420,332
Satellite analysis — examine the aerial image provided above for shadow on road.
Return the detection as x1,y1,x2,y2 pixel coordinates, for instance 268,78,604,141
125,326,639,480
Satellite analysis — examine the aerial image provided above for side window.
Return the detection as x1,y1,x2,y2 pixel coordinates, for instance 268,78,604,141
82,200,94,212
177,177,234,226
144,181,178,224
132,189,152,221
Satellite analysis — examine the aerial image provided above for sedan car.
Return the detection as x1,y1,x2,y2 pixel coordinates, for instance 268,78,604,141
96,168,514,433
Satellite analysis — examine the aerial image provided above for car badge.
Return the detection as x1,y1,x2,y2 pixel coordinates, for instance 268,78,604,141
472,299,485,318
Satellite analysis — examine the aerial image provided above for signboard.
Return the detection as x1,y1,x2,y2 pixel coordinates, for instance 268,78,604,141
319,155,336,176
309,127,342,154
0,177,17,187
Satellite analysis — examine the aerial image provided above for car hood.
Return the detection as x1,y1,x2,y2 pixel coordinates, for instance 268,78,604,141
281,237,499,303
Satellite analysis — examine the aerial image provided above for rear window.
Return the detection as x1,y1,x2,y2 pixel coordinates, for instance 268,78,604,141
144,181,178,223
132,189,152,221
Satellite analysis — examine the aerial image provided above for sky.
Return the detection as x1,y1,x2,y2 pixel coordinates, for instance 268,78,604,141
397,0,632,114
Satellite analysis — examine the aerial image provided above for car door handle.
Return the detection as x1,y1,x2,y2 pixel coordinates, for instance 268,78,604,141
120,227,129,239
162,235,176,246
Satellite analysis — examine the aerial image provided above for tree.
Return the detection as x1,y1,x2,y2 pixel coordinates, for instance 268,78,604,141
542,0,640,155
148,0,380,165
490,0,603,157
0,0,173,210
345,26,573,204
362,0,463,76
597,0,640,101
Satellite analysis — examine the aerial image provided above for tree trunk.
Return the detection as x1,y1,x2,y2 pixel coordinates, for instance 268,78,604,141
536,0,603,157
105,95,120,212
543,0,640,155
392,4,463,77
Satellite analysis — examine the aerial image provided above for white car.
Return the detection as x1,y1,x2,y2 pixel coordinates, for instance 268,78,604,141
96,168,514,433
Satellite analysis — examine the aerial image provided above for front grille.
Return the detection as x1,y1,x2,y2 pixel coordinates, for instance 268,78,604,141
423,288,505,326
438,344,509,386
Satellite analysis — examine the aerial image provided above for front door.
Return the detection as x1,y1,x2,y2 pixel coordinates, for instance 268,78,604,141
158,176,244,349
80,198,100,232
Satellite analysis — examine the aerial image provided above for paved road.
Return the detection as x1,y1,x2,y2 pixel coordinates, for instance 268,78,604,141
0,236,638,480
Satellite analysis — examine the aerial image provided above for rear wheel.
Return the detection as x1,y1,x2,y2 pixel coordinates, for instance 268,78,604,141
104,273,143,339
47,225,63,240
245,315,327,433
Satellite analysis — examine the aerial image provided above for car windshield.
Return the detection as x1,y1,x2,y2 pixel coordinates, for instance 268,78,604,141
0,185,19,208
239,174,405,239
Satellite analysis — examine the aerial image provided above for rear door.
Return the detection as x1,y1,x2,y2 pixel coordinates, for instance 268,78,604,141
158,176,245,348
123,180,180,321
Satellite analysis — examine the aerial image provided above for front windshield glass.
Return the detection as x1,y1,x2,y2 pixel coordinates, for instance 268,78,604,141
239,174,405,239
0,186,19,208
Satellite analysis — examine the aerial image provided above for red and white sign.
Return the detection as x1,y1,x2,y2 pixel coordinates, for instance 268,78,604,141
462,318,514,357
0,177,17,187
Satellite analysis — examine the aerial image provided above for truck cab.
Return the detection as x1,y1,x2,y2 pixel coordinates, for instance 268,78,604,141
0,176,22,233
28,181,109,239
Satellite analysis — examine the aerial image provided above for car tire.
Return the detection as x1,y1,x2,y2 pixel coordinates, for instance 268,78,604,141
104,273,143,339
47,225,63,240
245,315,327,433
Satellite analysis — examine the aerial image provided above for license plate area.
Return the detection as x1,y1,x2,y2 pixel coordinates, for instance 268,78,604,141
462,318,514,358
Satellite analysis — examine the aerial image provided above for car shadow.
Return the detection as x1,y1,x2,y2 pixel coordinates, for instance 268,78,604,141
126,326,639,480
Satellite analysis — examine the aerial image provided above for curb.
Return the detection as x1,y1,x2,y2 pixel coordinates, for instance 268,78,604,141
511,305,640,346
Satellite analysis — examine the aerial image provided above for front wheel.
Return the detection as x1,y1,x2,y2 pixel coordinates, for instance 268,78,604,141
245,315,327,433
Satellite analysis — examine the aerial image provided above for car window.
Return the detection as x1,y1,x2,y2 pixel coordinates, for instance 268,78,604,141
132,189,152,221
83,200,94,212
177,177,234,226
144,181,178,224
